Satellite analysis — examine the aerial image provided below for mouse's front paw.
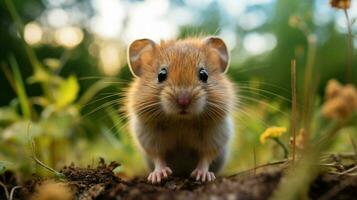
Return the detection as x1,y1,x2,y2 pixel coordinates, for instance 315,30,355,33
147,167,172,184
191,168,216,182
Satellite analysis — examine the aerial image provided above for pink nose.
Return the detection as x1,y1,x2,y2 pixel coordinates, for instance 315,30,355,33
177,96,191,107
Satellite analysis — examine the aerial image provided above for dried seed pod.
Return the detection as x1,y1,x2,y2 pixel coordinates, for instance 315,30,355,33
330,0,351,9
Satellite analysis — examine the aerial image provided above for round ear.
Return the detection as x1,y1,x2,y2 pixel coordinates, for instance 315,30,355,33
127,39,156,77
204,36,230,73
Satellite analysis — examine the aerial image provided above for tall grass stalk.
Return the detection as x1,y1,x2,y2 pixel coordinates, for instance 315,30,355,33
9,54,31,119
301,34,317,140
4,0,42,72
291,59,297,164
4,0,51,99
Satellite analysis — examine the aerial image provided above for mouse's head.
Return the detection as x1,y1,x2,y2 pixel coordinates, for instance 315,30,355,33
127,37,235,120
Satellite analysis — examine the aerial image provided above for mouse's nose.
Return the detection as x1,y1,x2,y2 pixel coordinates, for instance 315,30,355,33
177,93,191,107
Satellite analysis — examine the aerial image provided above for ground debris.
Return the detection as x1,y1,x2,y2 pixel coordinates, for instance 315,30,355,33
60,158,121,200
2,159,357,200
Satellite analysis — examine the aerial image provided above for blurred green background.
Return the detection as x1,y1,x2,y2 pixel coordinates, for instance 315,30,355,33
0,0,356,177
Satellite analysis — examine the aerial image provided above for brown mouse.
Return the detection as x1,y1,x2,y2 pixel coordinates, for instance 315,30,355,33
125,37,236,183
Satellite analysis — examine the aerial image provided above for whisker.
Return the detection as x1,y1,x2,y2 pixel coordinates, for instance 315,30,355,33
82,93,121,108
238,87,293,104
237,95,289,117
236,81,290,93
81,99,120,119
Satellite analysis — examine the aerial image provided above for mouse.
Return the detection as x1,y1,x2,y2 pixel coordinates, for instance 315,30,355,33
124,36,236,184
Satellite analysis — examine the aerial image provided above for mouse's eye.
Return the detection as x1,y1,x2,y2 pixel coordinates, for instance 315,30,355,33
199,68,208,83
158,68,167,83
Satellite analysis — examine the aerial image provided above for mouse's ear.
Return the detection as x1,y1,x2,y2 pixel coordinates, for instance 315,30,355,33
204,36,230,73
127,39,156,77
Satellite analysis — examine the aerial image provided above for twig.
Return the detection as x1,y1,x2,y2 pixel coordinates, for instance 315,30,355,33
230,159,289,177
0,181,10,200
320,162,344,169
27,124,65,179
9,186,21,200
320,152,357,161
290,59,297,164
332,165,357,176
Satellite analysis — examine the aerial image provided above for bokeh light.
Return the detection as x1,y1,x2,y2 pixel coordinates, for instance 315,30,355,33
47,8,69,28
54,26,84,48
99,43,124,76
243,32,277,55
24,22,43,45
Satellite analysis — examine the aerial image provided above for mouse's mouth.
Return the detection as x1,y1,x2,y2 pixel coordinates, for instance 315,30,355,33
179,110,188,115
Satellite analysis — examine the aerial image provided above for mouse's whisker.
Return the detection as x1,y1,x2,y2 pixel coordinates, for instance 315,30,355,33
81,99,120,119
106,116,131,136
205,102,228,121
81,93,122,108
236,95,288,117
237,86,292,104
135,103,161,118
78,76,128,82
235,81,290,93
234,107,270,128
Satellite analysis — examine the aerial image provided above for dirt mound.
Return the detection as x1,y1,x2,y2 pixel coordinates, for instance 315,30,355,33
1,159,356,200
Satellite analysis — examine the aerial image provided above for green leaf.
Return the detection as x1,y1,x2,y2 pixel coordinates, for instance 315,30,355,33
2,120,42,144
0,161,13,175
55,75,79,108
0,106,20,123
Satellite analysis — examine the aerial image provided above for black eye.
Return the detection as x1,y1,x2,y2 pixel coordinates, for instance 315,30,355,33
199,68,208,83
158,68,167,83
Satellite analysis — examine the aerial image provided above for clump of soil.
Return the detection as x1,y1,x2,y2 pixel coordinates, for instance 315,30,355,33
1,159,357,200
61,158,120,199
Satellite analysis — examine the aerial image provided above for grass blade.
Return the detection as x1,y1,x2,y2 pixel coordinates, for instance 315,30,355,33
9,54,31,119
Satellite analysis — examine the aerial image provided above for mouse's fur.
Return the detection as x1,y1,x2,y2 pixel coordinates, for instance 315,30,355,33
125,37,236,182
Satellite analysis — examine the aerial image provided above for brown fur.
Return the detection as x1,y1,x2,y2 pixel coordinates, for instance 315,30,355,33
125,37,236,177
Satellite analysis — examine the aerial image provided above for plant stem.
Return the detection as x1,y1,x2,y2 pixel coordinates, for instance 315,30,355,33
291,59,297,164
9,186,21,200
253,147,257,176
4,0,51,100
302,34,317,140
0,181,10,200
343,9,352,83
272,121,344,200
273,138,289,159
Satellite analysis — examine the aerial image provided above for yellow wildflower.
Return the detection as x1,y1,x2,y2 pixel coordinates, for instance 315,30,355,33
260,126,287,144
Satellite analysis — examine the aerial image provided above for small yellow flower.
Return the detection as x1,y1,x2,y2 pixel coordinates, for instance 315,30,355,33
260,126,287,144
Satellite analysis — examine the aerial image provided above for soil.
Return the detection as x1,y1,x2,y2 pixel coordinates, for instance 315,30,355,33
1,159,357,200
